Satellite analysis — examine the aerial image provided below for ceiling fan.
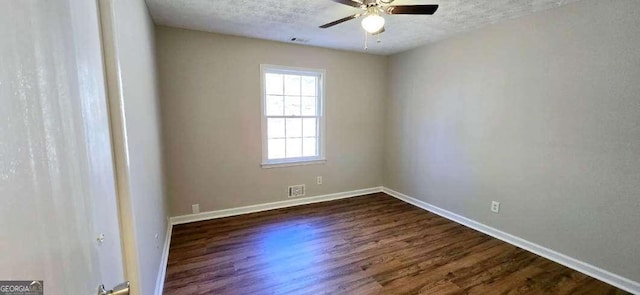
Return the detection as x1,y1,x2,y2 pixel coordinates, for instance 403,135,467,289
319,0,439,35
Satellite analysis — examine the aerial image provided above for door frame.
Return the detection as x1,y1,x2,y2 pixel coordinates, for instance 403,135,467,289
96,0,141,293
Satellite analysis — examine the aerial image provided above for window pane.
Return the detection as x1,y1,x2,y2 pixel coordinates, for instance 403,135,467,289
303,138,317,157
286,118,302,138
284,75,301,95
284,96,301,116
301,76,316,96
263,68,323,163
267,118,285,138
286,138,302,158
266,73,283,95
268,139,285,159
303,118,316,137
266,95,284,116
301,97,316,116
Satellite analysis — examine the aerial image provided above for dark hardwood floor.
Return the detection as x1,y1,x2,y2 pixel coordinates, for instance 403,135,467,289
164,193,628,294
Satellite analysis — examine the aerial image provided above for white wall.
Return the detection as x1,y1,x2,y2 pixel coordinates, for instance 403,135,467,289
385,0,640,284
103,0,169,294
155,27,387,216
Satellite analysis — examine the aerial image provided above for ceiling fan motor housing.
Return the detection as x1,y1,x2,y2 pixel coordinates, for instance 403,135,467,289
363,0,379,7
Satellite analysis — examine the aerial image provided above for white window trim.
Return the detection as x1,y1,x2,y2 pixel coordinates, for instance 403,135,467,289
260,64,326,168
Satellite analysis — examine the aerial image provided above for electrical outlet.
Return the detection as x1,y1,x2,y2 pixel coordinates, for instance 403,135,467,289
317,176,323,185
288,184,305,198
192,204,200,214
491,201,500,213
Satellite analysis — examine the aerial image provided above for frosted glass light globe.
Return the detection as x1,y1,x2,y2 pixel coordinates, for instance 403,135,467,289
361,14,385,33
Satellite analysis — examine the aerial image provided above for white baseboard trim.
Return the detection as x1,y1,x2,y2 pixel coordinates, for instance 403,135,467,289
382,187,640,295
169,187,383,225
154,220,172,295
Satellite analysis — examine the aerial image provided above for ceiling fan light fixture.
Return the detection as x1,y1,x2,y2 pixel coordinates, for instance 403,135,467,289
361,13,385,33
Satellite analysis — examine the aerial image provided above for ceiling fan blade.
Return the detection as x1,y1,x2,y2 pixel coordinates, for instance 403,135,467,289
329,0,363,8
385,5,439,15
372,27,385,35
319,14,361,28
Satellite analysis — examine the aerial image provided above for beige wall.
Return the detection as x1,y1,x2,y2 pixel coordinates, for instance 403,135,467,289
385,0,640,283
104,0,169,294
156,26,387,216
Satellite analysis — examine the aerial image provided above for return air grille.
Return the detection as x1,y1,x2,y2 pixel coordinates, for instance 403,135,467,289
288,184,305,198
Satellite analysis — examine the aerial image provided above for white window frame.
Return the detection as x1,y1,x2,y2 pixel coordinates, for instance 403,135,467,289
260,64,326,168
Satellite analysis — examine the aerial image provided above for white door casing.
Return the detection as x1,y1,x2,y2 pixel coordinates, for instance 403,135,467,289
0,0,125,293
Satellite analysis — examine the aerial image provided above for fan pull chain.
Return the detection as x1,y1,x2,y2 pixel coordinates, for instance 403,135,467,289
364,31,368,50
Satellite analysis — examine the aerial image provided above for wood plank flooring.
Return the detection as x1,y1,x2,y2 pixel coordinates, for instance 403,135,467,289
164,193,628,294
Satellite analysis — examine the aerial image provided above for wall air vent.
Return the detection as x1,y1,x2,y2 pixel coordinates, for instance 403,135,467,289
288,184,305,198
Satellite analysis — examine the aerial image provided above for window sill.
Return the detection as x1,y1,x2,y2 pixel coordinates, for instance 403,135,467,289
261,158,326,169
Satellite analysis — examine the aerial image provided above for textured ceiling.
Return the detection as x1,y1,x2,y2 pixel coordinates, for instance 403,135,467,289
146,0,580,55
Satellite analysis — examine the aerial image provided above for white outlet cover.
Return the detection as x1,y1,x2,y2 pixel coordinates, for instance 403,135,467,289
192,204,200,214
491,201,500,213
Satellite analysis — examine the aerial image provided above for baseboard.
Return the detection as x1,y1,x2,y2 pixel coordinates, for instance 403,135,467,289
382,187,640,294
170,186,383,225
154,220,172,295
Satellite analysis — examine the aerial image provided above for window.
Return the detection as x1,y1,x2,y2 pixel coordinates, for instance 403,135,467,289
261,65,325,168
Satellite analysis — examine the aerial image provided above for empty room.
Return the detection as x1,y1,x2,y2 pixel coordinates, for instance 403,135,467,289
2,0,639,294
